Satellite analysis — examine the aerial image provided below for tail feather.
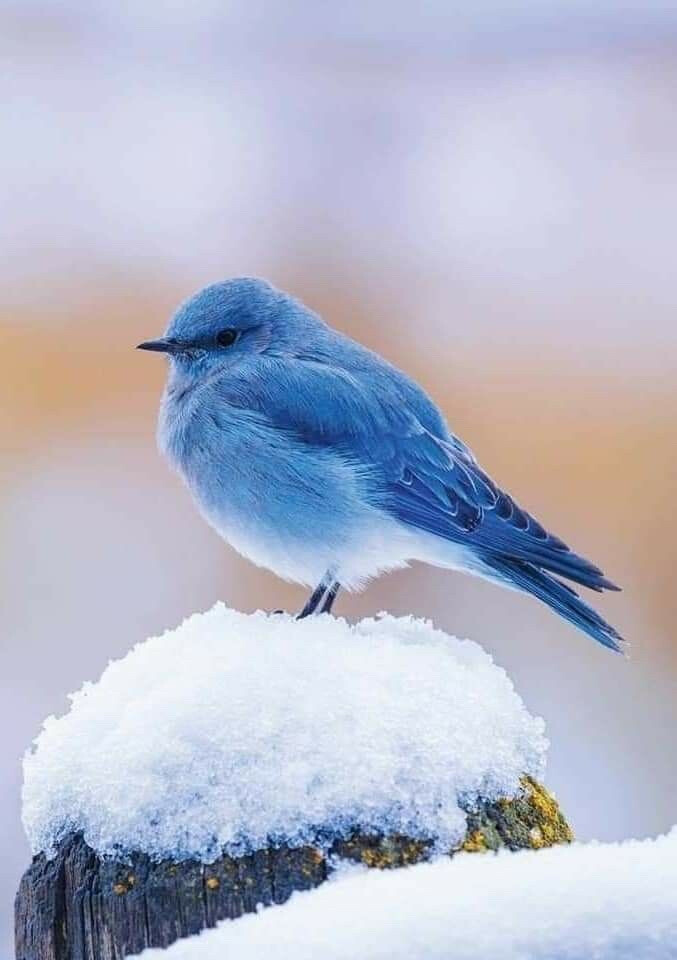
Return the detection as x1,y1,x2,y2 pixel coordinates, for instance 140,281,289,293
485,555,625,653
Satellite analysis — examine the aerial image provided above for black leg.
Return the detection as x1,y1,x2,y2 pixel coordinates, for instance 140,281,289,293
297,573,333,620
320,581,340,615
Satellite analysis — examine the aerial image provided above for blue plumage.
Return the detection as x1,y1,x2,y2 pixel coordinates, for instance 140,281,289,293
138,277,623,652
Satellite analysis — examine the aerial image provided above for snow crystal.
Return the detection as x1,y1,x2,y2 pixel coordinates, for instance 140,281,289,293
136,830,677,960
22,605,546,862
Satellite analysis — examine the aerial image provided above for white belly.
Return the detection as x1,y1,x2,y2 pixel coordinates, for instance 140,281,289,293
202,494,479,592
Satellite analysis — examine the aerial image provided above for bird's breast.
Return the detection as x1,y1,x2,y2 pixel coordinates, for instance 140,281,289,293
158,387,384,582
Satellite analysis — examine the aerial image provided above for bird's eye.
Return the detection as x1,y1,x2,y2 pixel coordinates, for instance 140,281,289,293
216,328,239,348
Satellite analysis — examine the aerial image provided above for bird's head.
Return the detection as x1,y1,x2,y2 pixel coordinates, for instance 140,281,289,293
137,277,322,376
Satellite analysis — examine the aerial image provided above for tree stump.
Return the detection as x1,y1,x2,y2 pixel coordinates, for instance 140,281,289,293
15,777,571,960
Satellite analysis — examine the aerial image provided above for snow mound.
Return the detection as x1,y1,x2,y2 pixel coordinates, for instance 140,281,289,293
22,604,546,862
136,830,677,960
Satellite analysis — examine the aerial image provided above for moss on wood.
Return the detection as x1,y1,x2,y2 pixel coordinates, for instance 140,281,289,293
462,776,574,854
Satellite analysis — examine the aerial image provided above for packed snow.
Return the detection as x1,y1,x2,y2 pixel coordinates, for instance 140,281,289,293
137,829,677,960
22,604,546,862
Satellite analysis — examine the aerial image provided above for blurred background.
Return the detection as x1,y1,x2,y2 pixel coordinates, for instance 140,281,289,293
2,0,677,952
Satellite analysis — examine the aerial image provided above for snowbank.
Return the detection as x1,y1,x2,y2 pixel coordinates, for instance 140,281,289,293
22,605,546,862
136,829,677,960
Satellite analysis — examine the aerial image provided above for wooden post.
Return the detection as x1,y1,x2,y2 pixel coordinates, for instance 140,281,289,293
15,778,571,960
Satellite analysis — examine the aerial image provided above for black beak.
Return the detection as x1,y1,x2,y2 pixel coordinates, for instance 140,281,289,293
136,338,183,354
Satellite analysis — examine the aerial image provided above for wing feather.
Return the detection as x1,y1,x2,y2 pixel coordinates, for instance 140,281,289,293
232,354,618,594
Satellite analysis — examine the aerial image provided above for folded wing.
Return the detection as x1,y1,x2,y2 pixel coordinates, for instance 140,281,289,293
239,354,623,649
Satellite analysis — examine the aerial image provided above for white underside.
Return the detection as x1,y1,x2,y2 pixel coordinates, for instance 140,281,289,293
207,504,484,592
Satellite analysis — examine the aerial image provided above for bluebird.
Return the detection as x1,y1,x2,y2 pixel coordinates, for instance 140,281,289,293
138,278,622,651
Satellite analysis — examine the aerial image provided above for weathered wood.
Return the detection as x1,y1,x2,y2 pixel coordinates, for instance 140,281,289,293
15,777,571,960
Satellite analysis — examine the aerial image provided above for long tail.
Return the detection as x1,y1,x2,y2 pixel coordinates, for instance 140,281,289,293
484,555,625,653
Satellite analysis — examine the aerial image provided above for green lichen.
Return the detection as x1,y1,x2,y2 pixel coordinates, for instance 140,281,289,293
333,834,431,869
335,777,572,870
463,776,573,853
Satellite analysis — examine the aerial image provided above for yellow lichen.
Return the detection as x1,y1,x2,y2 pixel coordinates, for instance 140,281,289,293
522,776,574,846
355,838,427,869
360,847,396,868
461,830,488,853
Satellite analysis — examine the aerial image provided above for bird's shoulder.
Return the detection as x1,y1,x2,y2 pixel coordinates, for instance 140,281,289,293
204,330,484,493
235,330,456,446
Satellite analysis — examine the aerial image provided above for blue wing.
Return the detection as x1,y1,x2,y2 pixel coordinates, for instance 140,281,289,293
241,356,617,588
378,422,619,594
226,352,622,649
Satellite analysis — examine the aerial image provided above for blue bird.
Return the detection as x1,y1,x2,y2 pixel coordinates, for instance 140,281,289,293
138,277,623,651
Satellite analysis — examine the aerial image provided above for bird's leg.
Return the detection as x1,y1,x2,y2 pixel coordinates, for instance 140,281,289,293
297,572,334,619
320,580,341,615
